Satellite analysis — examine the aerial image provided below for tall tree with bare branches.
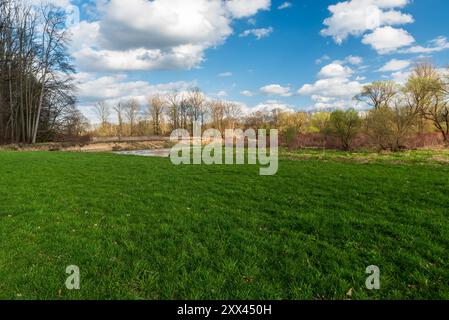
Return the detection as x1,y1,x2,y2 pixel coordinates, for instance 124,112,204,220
165,90,181,130
148,95,165,135
0,0,76,144
125,99,141,136
113,102,125,139
187,87,207,132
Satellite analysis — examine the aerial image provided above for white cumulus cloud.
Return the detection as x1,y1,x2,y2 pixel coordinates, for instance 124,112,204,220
318,62,354,78
321,0,413,44
260,84,292,97
70,0,271,72
225,0,271,18
298,61,366,110
378,58,411,72
361,26,415,54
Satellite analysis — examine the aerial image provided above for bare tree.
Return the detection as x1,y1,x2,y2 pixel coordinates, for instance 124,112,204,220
165,90,181,130
223,102,243,129
209,100,225,132
59,106,90,137
187,87,207,132
148,95,165,135
113,102,125,139
125,99,140,136
0,0,76,144
94,101,111,128
179,97,191,130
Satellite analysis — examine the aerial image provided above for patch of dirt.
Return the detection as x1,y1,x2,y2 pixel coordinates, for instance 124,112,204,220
0,140,171,153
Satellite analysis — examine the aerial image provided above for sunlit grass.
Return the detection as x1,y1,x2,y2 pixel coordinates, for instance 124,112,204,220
0,151,448,300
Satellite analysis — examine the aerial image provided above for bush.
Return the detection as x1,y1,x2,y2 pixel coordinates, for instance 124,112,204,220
365,106,418,152
283,126,299,150
326,109,362,151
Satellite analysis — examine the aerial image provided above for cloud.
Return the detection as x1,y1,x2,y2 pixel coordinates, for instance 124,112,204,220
239,27,273,40
399,36,449,54
278,2,292,10
361,26,414,54
70,0,271,72
97,0,232,51
260,84,292,97
308,99,365,111
378,58,410,72
318,62,353,78
316,55,331,65
345,55,363,65
299,77,363,99
75,72,198,123
216,90,228,97
321,1,449,56
225,0,271,18
390,70,411,84
321,0,413,44
246,100,295,114
241,90,255,97
72,45,207,72
75,73,194,104
247,18,257,25
298,61,366,110
218,72,233,77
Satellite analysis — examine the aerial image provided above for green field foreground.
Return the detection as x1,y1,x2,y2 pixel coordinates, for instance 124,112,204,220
0,150,448,300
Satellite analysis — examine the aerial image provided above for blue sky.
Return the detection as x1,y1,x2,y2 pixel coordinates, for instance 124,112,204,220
57,0,449,120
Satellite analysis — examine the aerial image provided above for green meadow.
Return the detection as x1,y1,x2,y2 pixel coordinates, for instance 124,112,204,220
0,150,448,300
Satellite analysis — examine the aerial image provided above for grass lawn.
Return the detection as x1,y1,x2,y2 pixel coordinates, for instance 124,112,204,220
0,150,448,300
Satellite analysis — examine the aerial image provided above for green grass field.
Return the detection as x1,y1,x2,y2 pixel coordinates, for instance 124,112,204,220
0,150,448,300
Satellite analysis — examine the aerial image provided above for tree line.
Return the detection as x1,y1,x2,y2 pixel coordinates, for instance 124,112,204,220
0,0,85,144
93,87,244,138
329,63,449,151
92,63,449,151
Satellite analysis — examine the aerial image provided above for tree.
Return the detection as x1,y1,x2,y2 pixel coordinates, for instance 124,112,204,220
244,110,272,130
113,102,125,139
359,81,418,151
405,63,449,142
187,87,207,132
179,98,191,131
310,112,330,133
60,106,90,137
148,95,165,135
0,0,76,144
94,101,111,128
278,111,309,134
390,101,419,150
327,109,361,150
356,81,398,109
165,90,181,130
223,102,242,130
125,99,140,136
365,106,396,151
209,100,225,132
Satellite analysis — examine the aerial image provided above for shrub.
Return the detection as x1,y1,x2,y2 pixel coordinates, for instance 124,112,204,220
283,126,299,150
326,109,362,151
